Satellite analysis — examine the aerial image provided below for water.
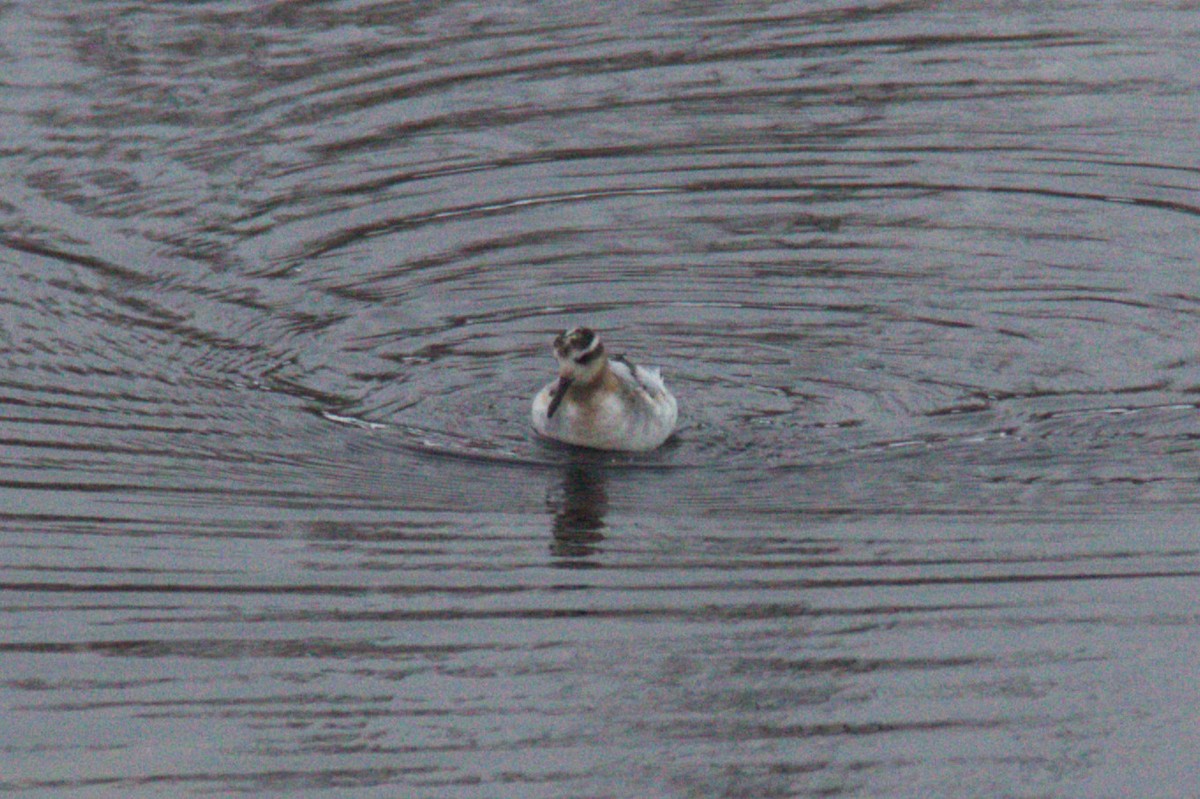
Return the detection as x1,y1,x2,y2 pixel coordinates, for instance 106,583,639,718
3,0,1200,796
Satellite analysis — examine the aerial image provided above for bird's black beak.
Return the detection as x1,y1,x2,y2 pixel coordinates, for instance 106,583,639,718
547,376,572,418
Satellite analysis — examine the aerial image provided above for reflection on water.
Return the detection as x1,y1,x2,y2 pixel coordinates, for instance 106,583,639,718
548,463,609,563
3,0,1200,796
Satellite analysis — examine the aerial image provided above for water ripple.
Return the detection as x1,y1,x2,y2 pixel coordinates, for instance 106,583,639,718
5,1,1200,795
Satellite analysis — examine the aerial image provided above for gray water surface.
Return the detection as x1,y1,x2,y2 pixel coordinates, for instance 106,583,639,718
3,1,1200,796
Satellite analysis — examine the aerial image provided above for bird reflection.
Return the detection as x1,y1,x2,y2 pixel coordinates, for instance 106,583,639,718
547,463,608,564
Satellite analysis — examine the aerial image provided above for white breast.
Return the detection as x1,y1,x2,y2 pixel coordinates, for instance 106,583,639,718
531,364,677,452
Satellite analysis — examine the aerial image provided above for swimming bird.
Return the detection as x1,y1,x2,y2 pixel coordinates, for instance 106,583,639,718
531,327,678,452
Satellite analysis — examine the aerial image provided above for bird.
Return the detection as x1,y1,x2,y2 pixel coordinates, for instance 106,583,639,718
531,327,678,452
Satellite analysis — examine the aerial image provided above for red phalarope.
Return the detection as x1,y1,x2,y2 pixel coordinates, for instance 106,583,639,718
531,327,678,452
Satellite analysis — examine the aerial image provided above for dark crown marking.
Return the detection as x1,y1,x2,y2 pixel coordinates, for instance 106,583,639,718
565,327,601,364
574,341,604,365
555,327,603,363
568,327,595,349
